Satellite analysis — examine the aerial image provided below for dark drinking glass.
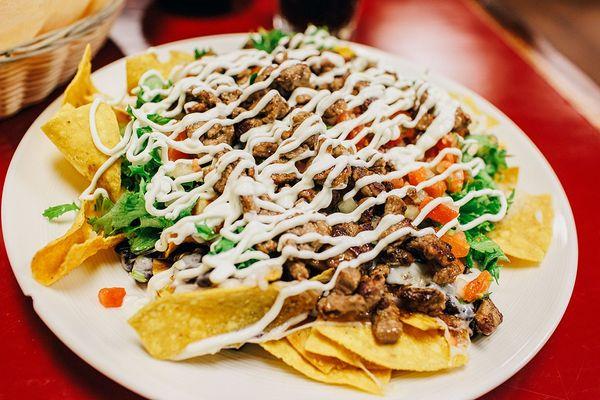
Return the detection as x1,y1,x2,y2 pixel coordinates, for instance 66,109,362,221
274,0,360,39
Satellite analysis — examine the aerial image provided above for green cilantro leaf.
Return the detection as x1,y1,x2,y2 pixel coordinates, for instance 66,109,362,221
249,72,258,85
250,29,288,53
194,48,208,59
42,202,80,220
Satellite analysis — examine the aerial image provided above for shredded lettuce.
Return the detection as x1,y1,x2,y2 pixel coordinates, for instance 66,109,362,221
42,202,79,220
196,224,217,240
90,190,191,255
462,134,508,177
453,134,510,281
121,147,162,192
207,226,257,269
147,113,172,125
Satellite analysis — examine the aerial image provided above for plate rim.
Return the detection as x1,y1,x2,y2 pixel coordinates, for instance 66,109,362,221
1,33,578,400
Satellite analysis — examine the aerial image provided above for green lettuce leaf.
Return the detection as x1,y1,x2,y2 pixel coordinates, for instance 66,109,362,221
42,202,79,220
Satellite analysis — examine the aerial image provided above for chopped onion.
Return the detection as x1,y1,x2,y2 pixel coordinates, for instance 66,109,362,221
404,204,419,220
338,198,358,213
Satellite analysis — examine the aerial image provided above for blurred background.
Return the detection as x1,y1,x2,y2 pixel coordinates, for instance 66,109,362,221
0,0,598,125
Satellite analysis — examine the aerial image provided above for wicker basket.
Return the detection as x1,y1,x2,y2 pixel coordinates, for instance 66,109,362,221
0,0,125,119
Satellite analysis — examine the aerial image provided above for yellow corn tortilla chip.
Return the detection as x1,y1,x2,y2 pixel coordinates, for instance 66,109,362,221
315,324,454,371
310,268,334,283
496,166,519,193
400,313,445,331
304,329,383,370
129,285,280,359
63,44,97,108
488,193,553,263
32,203,124,285
126,51,194,92
41,0,91,34
41,102,121,200
0,0,49,51
287,329,346,373
260,339,390,395
84,0,111,16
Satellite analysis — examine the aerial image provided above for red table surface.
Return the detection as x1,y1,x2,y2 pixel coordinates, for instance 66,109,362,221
1,0,599,399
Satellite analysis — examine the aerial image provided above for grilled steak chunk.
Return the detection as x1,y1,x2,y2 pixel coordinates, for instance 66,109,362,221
404,234,464,284
317,292,369,321
398,286,446,315
474,298,503,335
372,294,403,344
274,64,312,96
357,264,389,309
334,267,362,295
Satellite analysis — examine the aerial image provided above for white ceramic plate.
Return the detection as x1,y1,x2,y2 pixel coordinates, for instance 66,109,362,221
2,34,577,400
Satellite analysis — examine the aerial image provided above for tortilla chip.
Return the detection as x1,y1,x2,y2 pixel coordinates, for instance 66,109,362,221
400,313,445,331
315,324,454,371
41,0,91,34
84,0,111,16
311,268,334,283
0,0,48,51
260,339,390,394
63,44,97,107
304,329,378,370
496,166,519,193
287,329,346,373
41,102,121,200
32,203,124,285
488,193,553,263
126,51,194,92
129,285,280,359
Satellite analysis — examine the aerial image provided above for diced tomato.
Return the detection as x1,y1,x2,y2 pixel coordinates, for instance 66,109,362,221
419,196,459,224
435,160,452,174
408,167,431,185
425,180,447,197
384,138,403,148
443,153,459,163
441,230,470,258
383,127,415,149
168,132,194,161
408,168,446,197
435,133,458,151
347,125,370,149
98,287,126,308
462,271,492,302
390,178,405,189
446,169,465,193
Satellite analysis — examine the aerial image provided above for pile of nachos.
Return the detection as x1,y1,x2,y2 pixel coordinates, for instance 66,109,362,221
32,27,554,394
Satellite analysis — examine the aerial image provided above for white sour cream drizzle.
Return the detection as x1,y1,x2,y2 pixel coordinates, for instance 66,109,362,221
84,27,507,358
